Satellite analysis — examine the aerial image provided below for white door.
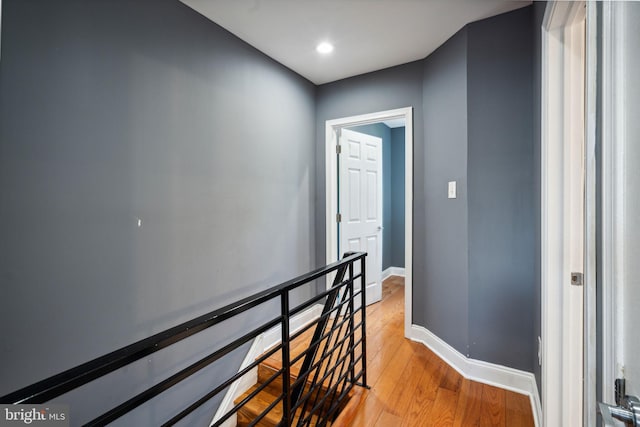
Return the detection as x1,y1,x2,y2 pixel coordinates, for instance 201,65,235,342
338,129,382,306
600,2,640,424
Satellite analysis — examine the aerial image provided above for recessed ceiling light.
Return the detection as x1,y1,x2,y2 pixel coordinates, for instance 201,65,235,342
316,42,334,54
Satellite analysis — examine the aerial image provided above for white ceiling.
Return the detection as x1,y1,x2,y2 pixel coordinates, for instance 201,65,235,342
180,0,531,85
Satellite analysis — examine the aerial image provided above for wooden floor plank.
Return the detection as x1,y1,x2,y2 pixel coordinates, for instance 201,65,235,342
345,391,385,427
429,388,459,426
252,276,535,427
387,353,429,417
368,339,415,404
480,384,506,427
453,379,483,427
400,366,436,427
331,277,535,427
439,364,463,393
374,410,404,427
421,354,447,401
505,391,535,427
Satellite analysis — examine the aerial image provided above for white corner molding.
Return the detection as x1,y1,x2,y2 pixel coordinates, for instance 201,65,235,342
541,2,588,426
381,267,406,281
210,304,324,427
409,325,542,427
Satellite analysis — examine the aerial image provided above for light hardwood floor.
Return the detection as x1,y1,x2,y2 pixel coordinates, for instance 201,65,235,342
333,276,535,427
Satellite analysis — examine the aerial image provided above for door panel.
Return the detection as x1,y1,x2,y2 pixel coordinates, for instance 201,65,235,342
366,171,377,220
347,238,361,253
365,235,379,299
347,169,361,221
339,129,382,306
348,140,360,159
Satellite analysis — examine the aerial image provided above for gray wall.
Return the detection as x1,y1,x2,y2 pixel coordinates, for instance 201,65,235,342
420,7,535,370
467,6,534,371
0,0,316,424
318,7,536,373
532,0,546,395
420,28,470,355
390,127,406,268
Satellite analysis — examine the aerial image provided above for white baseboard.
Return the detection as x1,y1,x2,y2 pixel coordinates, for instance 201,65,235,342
210,303,324,427
381,266,405,281
408,325,542,427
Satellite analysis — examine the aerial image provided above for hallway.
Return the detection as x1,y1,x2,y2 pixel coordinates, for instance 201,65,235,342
335,276,535,427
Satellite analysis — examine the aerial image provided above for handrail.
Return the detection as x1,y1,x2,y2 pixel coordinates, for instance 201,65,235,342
0,251,368,427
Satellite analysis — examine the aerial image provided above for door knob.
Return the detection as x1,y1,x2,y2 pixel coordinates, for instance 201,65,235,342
377,226,383,231
598,395,640,426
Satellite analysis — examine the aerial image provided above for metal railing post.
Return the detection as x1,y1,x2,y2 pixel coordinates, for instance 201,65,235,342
360,256,369,388
348,260,356,383
281,291,292,426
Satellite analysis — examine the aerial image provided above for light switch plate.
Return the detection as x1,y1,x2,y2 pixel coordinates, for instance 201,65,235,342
448,181,457,199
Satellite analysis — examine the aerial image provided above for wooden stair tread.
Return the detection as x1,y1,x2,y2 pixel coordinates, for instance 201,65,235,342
258,362,333,393
330,386,367,427
261,318,350,371
234,384,323,427
235,385,282,427
234,317,360,426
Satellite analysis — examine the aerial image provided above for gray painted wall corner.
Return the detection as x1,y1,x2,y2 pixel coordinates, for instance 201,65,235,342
421,27,470,355
532,0,546,395
466,6,535,372
390,127,406,268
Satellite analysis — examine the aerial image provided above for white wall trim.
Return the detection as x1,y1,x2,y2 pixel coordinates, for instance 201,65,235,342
325,107,413,339
583,2,598,425
381,266,405,281
600,0,625,409
541,2,587,426
210,304,324,427
409,325,542,427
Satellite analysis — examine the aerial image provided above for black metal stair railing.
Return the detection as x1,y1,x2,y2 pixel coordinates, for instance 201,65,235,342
0,252,368,427
288,252,369,427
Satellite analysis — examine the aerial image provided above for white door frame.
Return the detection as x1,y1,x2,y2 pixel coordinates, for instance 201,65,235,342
325,107,413,338
583,2,598,426
541,2,589,426
600,0,629,411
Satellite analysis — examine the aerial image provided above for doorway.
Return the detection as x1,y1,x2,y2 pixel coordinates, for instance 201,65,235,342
325,107,413,338
544,3,640,425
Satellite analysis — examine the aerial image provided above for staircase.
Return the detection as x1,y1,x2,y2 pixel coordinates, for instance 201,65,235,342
229,253,368,427
233,317,359,427
234,362,321,426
